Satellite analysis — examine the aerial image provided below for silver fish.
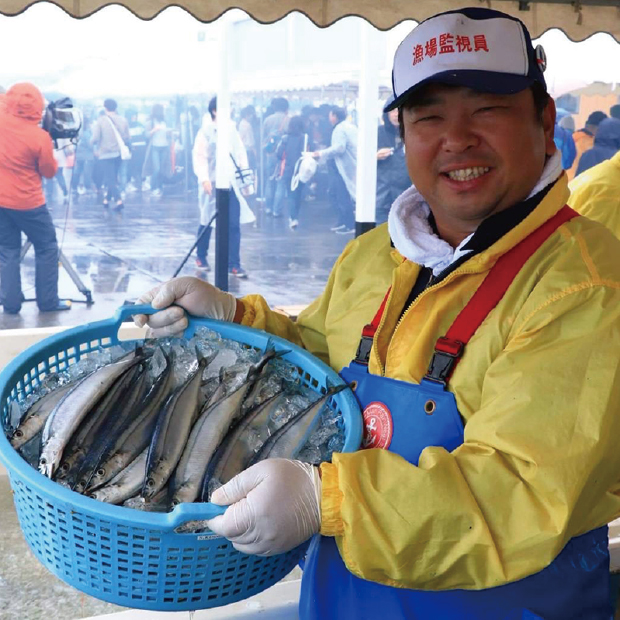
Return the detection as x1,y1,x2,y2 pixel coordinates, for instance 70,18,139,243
169,347,285,505
250,385,347,465
86,351,175,491
142,356,209,499
90,448,149,504
56,363,143,489
206,390,285,490
75,366,150,492
170,382,259,505
10,382,75,450
39,349,144,478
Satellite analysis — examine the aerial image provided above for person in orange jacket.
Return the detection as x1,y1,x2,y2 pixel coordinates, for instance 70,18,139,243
0,83,71,314
567,110,607,180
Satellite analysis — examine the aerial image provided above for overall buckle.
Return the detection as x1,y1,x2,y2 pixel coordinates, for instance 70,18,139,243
354,334,374,366
424,337,464,385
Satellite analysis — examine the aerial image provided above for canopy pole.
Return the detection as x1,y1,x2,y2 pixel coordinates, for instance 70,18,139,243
215,14,232,291
354,19,381,237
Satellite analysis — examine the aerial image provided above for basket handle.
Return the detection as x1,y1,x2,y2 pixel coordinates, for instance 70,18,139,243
166,501,228,531
113,303,158,324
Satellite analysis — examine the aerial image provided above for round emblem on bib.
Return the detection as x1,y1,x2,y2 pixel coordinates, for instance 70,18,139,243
362,401,393,450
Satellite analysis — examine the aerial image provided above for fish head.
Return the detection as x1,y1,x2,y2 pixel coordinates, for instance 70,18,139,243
94,466,106,479
141,475,160,499
38,459,55,479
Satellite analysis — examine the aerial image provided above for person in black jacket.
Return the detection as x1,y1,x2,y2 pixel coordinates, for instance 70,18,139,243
275,115,313,230
376,100,411,224
575,117,620,177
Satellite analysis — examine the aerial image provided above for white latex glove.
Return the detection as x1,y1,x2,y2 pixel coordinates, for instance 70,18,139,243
206,459,321,556
133,276,237,337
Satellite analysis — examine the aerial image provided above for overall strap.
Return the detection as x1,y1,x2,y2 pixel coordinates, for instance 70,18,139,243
354,285,394,364
354,206,578,372
425,205,578,385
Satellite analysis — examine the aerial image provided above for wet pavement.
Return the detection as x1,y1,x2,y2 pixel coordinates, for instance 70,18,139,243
0,184,353,331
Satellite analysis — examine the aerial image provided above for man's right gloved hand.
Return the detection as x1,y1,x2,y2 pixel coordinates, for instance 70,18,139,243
132,276,239,337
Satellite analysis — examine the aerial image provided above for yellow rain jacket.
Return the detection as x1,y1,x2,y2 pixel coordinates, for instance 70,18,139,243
241,174,620,590
568,150,620,240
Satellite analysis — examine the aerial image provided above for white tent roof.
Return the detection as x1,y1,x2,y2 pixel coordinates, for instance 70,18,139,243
1,0,620,41
1,5,619,100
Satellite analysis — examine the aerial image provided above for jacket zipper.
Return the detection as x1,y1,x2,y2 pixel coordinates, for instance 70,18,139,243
376,267,481,377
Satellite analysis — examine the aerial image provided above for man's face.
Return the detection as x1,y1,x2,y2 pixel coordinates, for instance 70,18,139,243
329,111,337,126
401,84,556,246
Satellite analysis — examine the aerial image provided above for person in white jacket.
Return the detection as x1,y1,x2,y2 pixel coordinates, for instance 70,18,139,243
192,96,255,277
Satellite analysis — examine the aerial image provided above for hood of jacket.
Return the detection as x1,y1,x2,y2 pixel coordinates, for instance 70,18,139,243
5,83,44,123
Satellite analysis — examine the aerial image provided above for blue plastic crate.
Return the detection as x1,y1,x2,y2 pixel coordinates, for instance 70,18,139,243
0,304,362,611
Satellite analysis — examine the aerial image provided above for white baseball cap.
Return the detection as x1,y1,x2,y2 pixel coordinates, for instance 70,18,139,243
385,7,547,111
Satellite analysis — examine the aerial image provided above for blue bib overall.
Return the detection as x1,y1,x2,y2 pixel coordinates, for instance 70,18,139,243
299,207,612,619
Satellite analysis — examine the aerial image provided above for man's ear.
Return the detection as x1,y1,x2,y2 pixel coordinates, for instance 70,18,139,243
543,96,557,157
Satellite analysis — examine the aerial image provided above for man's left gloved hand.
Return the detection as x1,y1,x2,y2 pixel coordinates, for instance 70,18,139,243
206,459,321,556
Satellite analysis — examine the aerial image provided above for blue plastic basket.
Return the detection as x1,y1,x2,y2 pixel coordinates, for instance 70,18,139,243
0,304,362,611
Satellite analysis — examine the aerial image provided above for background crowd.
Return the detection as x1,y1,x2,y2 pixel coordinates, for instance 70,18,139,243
2,82,620,316
554,103,620,179
43,94,413,229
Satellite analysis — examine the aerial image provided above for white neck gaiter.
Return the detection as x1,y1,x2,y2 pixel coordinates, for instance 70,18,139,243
387,151,563,275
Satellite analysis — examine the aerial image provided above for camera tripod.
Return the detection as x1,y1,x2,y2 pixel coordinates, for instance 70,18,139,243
20,240,94,306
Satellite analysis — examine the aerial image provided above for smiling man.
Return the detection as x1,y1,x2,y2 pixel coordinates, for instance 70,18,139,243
135,8,620,619
398,85,555,246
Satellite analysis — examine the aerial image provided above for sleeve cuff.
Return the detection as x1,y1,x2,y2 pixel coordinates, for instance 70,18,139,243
319,462,344,537
239,298,257,326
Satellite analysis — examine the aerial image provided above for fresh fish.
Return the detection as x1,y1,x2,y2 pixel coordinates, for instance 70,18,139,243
86,350,176,491
90,448,149,504
249,385,347,466
56,364,143,488
10,382,76,450
205,390,285,490
142,356,209,499
75,365,150,492
169,347,285,505
39,349,145,478
170,384,258,505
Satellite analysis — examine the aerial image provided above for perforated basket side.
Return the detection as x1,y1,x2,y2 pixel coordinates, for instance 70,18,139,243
9,470,307,609
0,308,360,610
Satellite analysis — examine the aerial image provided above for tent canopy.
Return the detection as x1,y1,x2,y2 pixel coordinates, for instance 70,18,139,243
2,0,620,41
